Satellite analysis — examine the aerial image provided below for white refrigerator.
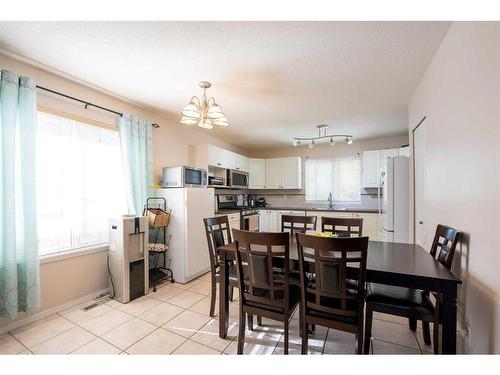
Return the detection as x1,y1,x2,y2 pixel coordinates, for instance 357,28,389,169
153,187,214,283
381,156,409,243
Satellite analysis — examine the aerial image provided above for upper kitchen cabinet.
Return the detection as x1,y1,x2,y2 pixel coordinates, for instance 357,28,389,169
265,157,302,190
398,146,410,157
362,150,380,188
249,158,266,189
196,144,250,172
362,148,404,188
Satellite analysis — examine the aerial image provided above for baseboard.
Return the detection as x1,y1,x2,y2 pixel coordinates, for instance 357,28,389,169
0,288,110,335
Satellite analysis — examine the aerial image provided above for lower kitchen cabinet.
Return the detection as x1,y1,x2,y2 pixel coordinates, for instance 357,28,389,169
351,212,379,240
216,212,240,241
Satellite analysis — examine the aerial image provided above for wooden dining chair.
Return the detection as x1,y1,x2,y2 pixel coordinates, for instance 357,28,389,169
321,217,363,237
232,229,300,354
364,224,461,354
281,215,317,237
203,216,238,317
296,233,369,354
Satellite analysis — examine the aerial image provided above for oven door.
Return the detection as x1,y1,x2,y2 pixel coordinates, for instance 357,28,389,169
242,214,259,232
184,167,207,188
229,169,249,189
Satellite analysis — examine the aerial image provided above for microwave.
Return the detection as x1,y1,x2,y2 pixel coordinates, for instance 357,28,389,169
162,166,207,188
228,169,249,189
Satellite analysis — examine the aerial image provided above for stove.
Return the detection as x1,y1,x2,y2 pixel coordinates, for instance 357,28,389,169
217,195,260,231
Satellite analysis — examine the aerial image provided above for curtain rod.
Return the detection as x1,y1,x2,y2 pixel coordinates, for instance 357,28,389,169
36,85,160,128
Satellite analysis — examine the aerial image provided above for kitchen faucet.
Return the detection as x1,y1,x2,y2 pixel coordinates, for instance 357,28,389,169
328,192,334,209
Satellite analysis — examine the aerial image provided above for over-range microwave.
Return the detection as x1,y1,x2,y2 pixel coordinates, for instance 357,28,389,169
228,169,249,189
162,166,207,188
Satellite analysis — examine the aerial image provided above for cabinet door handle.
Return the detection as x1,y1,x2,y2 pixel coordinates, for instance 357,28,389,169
217,163,221,166
418,221,423,225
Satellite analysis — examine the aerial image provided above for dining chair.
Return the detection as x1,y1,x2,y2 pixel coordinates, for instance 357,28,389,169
232,229,300,354
296,233,369,354
321,217,363,237
281,215,317,237
364,224,461,354
203,216,238,317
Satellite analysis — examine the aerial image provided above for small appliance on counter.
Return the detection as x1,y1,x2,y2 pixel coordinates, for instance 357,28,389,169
108,216,149,303
161,165,207,188
208,176,225,186
256,197,267,207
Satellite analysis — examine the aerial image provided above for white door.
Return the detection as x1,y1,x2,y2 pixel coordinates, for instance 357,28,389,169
265,159,281,189
413,120,426,248
249,159,266,189
281,157,302,189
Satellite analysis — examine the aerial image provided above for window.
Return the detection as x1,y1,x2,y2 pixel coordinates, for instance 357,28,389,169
305,158,361,202
36,111,127,256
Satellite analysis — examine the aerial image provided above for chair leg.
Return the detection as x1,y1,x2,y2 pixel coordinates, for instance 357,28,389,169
238,311,246,354
256,315,262,326
364,306,373,354
300,310,308,354
284,319,289,355
229,287,234,302
209,276,216,317
357,322,364,354
422,321,432,346
247,314,254,331
433,322,440,354
409,317,417,331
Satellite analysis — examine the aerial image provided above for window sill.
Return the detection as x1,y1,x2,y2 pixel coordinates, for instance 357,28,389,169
39,244,109,265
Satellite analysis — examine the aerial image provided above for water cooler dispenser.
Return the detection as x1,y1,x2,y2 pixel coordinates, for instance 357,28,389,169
108,216,149,303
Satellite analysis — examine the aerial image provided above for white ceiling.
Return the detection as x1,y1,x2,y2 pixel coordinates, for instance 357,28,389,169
0,22,450,149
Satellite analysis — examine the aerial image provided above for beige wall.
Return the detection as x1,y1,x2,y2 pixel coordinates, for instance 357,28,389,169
0,52,247,329
408,22,500,353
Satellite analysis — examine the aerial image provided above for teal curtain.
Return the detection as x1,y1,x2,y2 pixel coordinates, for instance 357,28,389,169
118,113,153,215
0,70,40,319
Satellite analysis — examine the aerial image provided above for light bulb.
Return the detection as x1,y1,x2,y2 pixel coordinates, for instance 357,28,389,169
347,137,353,145
309,140,315,149
293,140,298,147
330,137,335,146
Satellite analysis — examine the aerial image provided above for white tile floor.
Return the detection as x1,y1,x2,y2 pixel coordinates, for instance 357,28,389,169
0,272,434,355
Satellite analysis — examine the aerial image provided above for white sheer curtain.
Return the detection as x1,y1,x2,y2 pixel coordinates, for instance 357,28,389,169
305,158,361,202
36,111,127,255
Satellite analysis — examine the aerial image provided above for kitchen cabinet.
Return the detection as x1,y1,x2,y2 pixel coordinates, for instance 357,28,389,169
265,157,302,190
201,144,250,172
249,159,266,189
362,150,380,188
398,146,410,157
362,148,400,188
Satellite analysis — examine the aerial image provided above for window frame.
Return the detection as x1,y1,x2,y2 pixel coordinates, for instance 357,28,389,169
36,106,122,260
305,157,362,203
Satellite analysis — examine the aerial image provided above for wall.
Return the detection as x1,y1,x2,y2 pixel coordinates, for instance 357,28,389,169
408,22,500,353
248,135,409,209
0,52,247,329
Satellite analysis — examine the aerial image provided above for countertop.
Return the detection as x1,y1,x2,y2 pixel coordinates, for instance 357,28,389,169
215,207,379,214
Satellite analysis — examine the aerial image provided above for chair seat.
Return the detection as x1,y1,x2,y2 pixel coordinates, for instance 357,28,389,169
246,285,301,314
366,283,435,313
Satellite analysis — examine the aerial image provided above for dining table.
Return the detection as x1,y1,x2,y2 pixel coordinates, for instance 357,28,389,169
216,239,462,354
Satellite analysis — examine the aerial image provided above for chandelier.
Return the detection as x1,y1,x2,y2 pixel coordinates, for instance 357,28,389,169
180,81,229,129
293,124,353,148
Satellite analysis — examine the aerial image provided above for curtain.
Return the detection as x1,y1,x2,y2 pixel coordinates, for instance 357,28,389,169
118,113,153,216
0,70,40,319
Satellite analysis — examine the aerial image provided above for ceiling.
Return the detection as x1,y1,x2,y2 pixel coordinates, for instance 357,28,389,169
0,22,450,150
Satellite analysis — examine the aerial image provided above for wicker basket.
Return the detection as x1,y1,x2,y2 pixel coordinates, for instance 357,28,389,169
146,208,171,228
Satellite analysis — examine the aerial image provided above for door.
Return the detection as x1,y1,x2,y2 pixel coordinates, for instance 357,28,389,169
281,157,302,189
413,119,426,248
249,159,266,189
265,159,281,189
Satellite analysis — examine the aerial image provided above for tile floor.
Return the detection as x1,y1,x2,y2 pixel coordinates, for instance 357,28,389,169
0,272,434,355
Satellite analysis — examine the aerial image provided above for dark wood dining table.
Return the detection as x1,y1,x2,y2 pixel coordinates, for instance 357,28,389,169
216,239,462,354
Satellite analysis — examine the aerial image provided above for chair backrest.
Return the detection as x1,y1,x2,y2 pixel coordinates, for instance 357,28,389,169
429,224,461,269
281,215,317,236
232,229,290,312
203,216,233,272
296,233,368,320
321,217,363,237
